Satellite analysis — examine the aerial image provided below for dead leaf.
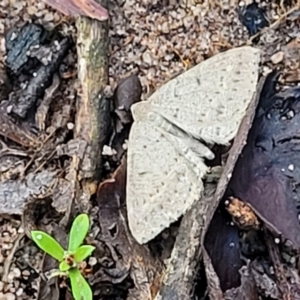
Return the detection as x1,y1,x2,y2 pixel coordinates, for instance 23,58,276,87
204,208,243,292
35,74,61,131
42,0,108,21
105,74,143,165
229,84,300,247
0,101,39,148
204,70,300,298
93,157,163,299
113,74,142,133
251,258,280,298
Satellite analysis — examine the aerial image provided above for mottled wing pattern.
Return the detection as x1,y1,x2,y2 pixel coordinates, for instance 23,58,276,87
127,118,208,244
143,46,260,145
127,46,261,244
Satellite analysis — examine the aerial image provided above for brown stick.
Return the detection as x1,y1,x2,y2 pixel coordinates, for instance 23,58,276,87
63,1,110,223
264,230,291,300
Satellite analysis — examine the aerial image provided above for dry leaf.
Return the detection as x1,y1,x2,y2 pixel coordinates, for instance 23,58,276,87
229,83,300,247
42,0,108,21
94,157,163,299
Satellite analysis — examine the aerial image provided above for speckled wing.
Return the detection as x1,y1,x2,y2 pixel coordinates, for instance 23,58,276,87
145,46,261,145
127,46,261,244
127,117,210,244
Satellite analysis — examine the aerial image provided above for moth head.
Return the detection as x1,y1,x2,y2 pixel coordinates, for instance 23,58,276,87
130,101,153,122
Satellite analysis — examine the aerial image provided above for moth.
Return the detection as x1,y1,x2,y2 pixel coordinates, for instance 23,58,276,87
126,46,261,244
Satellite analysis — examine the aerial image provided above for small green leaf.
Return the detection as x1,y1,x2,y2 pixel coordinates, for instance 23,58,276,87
31,231,64,261
59,260,71,272
68,214,90,252
69,268,93,300
74,245,96,263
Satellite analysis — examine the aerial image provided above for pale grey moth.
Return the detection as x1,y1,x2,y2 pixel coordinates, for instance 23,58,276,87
127,46,261,244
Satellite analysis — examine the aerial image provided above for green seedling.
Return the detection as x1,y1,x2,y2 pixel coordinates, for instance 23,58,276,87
31,214,95,300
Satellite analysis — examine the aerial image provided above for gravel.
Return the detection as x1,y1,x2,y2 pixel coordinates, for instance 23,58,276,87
0,216,41,299
0,0,299,298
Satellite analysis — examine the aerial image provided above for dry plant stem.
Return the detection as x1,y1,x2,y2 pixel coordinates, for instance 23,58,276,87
247,2,300,44
264,230,291,300
70,0,109,214
155,184,216,300
2,233,25,285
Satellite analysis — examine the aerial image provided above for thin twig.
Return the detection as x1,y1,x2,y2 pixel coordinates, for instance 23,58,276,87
2,233,25,285
247,3,300,45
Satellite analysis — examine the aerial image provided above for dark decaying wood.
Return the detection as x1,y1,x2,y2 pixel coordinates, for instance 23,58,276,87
12,38,71,118
227,84,300,248
155,76,268,300
5,23,47,74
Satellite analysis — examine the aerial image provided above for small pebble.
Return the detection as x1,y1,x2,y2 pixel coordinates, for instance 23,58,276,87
13,268,21,278
89,257,97,266
16,288,23,297
274,238,280,244
122,140,128,150
142,52,152,65
3,292,16,300
27,6,37,15
7,272,15,282
17,227,24,233
271,51,284,64
287,110,295,118
67,122,74,130
290,256,296,264
22,270,30,277
102,145,117,156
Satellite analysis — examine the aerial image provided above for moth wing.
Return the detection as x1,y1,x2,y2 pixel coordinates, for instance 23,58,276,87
127,47,260,244
145,46,260,145
127,119,205,244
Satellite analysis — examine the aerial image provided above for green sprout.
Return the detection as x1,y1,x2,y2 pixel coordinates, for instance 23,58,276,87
31,214,95,300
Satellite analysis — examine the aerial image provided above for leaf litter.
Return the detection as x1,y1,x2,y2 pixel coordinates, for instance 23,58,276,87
1,0,300,299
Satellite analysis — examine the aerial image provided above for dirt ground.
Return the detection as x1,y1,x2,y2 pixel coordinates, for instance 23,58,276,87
1,0,300,299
